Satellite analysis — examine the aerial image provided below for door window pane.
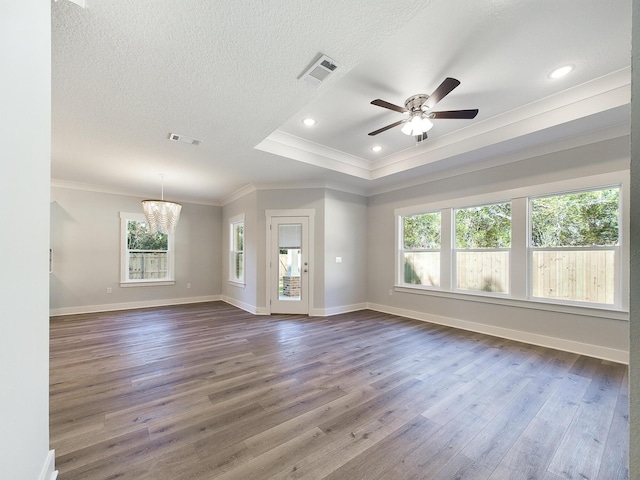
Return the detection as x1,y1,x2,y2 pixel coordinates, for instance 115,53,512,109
279,224,302,300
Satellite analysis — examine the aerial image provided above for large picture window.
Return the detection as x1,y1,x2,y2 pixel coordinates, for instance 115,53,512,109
529,187,619,305
400,212,441,287
454,202,511,294
394,174,625,312
120,213,175,285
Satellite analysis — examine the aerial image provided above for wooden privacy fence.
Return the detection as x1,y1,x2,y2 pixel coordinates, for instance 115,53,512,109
129,252,168,280
405,249,614,303
456,251,509,293
532,250,615,304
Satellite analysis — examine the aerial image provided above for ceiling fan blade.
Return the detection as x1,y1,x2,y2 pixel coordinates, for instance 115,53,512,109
424,77,461,109
368,119,407,136
371,99,408,113
430,109,479,119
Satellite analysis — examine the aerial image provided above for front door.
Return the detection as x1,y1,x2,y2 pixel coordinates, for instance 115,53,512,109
269,216,309,314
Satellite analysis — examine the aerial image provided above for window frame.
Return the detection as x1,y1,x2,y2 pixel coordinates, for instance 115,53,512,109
393,171,629,316
229,213,245,286
398,210,442,289
527,185,622,308
119,212,175,287
453,201,512,296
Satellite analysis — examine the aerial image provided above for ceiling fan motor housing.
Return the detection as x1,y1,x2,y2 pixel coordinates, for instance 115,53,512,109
405,94,430,112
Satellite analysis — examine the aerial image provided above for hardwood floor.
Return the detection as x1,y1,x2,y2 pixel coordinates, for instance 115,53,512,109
49,302,629,479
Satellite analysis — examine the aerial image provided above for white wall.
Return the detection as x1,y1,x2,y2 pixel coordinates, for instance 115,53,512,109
0,0,53,478
50,186,222,315
367,137,630,362
629,0,639,474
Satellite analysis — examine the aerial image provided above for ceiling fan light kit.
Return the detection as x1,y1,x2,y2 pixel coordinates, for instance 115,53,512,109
368,77,479,141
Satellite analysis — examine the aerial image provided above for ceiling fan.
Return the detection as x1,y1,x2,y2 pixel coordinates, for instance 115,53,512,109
368,77,478,142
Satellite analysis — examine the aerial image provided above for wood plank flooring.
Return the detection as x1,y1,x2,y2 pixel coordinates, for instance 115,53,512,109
49,302,629,479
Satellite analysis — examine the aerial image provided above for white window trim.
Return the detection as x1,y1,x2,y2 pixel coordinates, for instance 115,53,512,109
119,212,175,287
398,210,442,288
394,170,629,316
527,185,622,308
452,200,512,295
229,213,245,286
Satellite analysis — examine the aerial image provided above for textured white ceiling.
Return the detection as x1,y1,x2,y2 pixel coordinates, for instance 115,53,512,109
51,0,631,205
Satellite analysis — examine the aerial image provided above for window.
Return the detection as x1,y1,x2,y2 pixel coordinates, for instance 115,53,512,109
455,202,511,293
120,213,175,286
400,212,441,287
394,172,626,312
529,187,619,305
229,214,245,284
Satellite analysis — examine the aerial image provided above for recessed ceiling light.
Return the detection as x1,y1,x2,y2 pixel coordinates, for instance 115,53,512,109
549,65,573,79
371,145,382,153
302,118,316,127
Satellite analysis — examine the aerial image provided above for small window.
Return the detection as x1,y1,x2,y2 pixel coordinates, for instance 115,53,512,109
230,214,245,284
455,202,511,293
400,212,441,287
120,213,175,285
529,187,619,305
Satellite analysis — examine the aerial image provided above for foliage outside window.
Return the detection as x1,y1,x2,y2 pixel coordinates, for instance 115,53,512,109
455,202,511,293
529,188,619,304
401,212,441,287
120,213,174,285
230,215,245,284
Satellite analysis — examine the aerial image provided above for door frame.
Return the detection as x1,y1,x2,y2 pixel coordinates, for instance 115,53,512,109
265,209,315,315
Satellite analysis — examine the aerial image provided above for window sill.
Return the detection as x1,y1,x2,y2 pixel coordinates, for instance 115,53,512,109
228,280,246,288
394,285,629,321
120,280,175,288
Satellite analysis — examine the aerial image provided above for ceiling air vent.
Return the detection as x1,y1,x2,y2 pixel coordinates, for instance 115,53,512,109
300,54,338,86
168,133,201,146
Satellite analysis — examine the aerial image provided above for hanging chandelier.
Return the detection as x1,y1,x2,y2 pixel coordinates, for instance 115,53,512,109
141,175,182,235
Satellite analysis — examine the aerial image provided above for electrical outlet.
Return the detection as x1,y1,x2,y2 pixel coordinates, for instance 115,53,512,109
186,283,191,289
106,287,112,294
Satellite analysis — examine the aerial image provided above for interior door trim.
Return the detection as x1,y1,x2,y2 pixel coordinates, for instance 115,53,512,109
265,209,315,315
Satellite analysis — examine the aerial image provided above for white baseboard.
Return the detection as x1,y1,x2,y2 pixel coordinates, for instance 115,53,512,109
310,303,368,317
367,303,629,364
50,297,628,364
49,295,222,317
37,450,57,480
221,296,263,315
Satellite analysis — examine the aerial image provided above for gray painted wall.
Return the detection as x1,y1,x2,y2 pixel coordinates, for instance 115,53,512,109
222,190,258,311
1,0,51,477
50,186,222,313
222,187,369,314
324,189,368,311
368,137,630,358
